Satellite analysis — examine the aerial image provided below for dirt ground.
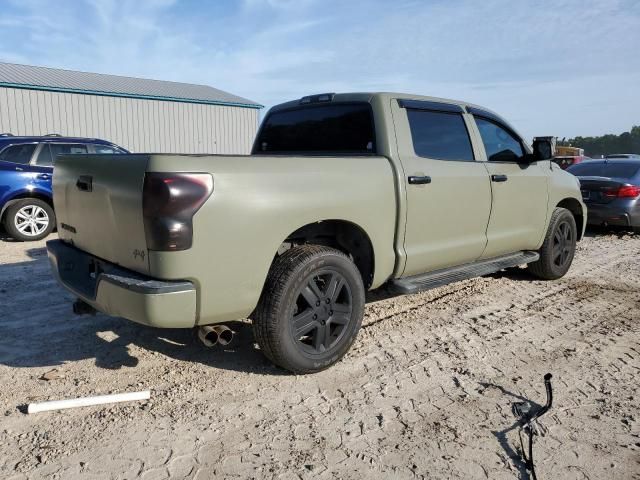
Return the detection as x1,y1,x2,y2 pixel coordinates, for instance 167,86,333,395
0,231,638,480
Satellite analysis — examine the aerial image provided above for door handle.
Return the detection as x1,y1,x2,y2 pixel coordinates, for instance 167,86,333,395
408,175,432,185
37,173,51,180
76,175,93,192
491,174,508,182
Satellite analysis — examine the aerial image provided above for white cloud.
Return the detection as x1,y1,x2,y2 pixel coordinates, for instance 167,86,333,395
0,0,638,137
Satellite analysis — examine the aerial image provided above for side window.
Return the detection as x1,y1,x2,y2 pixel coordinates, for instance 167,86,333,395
92,145,120,154
49,143,88,163
0,144,37,165
475,117,524,162
406,109,475,161
35,144,53,166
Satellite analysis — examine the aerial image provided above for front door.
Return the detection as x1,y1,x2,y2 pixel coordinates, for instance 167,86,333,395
471,115,549,258
392,100,492,277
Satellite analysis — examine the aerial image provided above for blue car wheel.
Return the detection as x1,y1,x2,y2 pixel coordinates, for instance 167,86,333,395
3,198,55,241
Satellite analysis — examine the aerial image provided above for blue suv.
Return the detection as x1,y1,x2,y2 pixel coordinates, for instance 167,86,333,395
0,134,128,241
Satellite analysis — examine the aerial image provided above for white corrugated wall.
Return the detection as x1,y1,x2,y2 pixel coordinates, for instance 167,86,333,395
0,87,260,154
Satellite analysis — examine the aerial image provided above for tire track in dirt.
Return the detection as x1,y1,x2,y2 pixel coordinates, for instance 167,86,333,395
1,234,639,479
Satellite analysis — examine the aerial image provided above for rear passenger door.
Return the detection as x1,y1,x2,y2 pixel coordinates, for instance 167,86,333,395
29,143,56,189
392,99,492,277
0,143,40,196
469,112,549,258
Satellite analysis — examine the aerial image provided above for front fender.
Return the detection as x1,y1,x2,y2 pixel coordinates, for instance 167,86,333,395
548,164,587,238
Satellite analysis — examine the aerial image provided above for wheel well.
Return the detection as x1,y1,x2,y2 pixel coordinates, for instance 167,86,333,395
557,198,584,240
0,193,54,222
282,220,375,288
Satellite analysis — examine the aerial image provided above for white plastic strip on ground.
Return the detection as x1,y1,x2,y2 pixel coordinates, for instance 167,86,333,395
27,390,151,414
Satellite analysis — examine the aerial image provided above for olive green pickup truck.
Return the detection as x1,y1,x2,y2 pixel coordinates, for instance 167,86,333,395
47,92,586,373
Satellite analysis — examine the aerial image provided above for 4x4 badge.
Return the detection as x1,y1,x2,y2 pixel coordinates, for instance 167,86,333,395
133,249,146,261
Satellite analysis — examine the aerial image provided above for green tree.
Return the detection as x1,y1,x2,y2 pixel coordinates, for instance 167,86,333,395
560,126,640,157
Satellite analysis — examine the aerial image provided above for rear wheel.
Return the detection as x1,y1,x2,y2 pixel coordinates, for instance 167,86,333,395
253,245,365,374
3,199,55,241
528,207,577,280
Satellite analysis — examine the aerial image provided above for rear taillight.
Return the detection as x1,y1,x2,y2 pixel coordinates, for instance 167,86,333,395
617,185,640,198
143,173,213,251
602,185,640,199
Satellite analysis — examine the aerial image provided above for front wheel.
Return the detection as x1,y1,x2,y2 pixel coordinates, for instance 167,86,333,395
3,199,55,241
253,245,365,374
528,207,577,280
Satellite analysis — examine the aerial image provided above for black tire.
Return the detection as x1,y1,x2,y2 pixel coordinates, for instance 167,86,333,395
253,245,365,374
3,198,55,241
528,207,577,280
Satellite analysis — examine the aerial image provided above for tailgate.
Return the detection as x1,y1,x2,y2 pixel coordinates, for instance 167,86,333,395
53,154,151,274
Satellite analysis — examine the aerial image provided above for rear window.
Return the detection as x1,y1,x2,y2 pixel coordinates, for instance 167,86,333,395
254,103,375,155
567,162,640,179
50,143,88,157
406,109,475,161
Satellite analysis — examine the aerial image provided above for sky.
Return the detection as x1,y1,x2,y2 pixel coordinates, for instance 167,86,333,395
0,0,639,139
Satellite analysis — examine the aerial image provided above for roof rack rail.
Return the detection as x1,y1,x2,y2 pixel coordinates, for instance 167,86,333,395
44,133,62,137
0,132,14,137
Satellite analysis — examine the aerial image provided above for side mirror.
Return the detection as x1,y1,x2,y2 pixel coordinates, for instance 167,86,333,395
531,136,556,161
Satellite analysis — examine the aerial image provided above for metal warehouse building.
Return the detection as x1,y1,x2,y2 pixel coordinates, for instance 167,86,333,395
0,62,262,154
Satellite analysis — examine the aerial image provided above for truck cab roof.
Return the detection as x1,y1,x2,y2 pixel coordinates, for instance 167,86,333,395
262,92,526,153
270,92,498,115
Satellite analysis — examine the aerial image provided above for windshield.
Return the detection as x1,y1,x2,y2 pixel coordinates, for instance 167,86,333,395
253,103,375,155
567,162,640,179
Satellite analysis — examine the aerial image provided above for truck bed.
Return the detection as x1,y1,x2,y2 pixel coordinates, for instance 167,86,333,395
53,153,398,324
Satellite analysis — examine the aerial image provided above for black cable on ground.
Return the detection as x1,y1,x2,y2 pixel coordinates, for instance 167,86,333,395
528,426,537,480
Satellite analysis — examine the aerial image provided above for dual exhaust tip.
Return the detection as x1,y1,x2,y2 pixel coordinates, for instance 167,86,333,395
198,325,234,347
73,299,234,348
73,298,234,348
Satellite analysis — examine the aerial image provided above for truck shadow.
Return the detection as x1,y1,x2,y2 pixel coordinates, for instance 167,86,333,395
93,319,285,375
0,247,424,375
0,251,291,375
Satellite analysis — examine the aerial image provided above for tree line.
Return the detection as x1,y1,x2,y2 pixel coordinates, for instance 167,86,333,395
559,126,640,158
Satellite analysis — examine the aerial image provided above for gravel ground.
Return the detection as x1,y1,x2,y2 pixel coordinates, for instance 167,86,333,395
0,231,639,480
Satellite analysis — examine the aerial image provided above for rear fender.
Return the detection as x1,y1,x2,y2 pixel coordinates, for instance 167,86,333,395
0,189,53,220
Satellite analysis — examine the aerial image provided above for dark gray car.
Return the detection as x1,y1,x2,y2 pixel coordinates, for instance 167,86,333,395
567,159,640,232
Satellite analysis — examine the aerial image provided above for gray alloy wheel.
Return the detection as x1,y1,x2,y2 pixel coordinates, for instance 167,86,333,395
14,204,50,237
3,198,55,241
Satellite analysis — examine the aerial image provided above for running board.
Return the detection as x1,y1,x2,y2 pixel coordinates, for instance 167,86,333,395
390,251,540,295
